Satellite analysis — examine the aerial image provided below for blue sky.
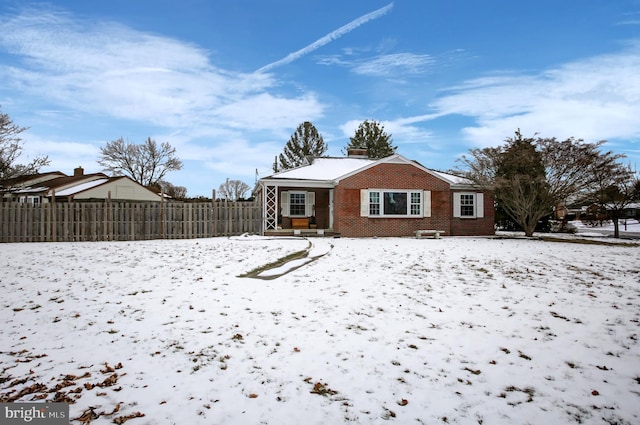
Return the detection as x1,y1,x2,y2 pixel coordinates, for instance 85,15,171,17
1,1,639,196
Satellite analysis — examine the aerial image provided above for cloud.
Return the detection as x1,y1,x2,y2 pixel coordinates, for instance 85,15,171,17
256,3,394,73
0,5,330,194
0,6,322,134
20,135,102,173
351,53,434,77
616,11,640,25
428,41,640,147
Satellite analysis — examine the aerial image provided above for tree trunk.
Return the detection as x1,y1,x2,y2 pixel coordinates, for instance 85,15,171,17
523,222,536,237
612,217,620,239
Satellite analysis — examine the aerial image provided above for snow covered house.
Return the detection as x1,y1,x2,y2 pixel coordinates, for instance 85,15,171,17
0,167,162,203
257,149,495,237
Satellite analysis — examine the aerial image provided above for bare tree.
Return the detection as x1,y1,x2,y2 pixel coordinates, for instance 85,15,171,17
587,163,638,238
218,178,250,201
457,130,626,237
0,107,50,180
148,180,188,200
98,137,182,186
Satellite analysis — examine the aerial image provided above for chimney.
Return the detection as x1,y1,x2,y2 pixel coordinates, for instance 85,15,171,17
347,148,369,158
74,166,84,176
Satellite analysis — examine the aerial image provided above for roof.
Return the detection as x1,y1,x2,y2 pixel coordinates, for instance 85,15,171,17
0,171,66,189
267,157,378,181
261,154,475,188
428,169,472,186
55,178,110,196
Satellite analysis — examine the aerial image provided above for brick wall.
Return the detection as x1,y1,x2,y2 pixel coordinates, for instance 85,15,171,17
450,191,495,236
334,163,456,237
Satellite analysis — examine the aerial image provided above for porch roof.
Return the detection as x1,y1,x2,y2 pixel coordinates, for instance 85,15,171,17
261,157,377,187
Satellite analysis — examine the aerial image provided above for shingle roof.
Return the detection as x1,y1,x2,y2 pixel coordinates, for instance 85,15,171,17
262,154,473,187
268,157,377,181
55,178,110,196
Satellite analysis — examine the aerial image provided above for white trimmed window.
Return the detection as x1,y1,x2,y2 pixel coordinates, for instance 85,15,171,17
19,196,41,205
453,192,484,218
280,191,315,217
361,189,431,218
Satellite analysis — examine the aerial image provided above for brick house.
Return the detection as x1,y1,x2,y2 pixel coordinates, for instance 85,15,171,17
257,150,494,237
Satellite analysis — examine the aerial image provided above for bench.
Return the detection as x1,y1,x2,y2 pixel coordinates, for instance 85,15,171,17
415,230,445,239
291,217,310,229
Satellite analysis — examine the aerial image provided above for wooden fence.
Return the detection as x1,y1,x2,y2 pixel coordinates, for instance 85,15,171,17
0,200,262,243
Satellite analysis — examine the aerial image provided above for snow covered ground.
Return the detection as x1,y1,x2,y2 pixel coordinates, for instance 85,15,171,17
1,226,639,424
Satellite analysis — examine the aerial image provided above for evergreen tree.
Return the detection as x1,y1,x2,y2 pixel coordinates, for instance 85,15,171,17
345,120,396,159
493,130,552,236
275,122,327,171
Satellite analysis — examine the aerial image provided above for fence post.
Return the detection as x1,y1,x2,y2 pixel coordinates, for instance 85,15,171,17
212,190,217,237
50,190,57,242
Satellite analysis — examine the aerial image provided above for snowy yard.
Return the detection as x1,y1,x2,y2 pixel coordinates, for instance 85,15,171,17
1,231,639,424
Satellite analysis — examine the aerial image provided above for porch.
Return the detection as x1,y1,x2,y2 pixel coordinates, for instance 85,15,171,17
260,184,334,236
264,228,337,237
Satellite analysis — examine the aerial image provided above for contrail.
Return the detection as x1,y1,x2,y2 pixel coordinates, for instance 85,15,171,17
256,2,394,73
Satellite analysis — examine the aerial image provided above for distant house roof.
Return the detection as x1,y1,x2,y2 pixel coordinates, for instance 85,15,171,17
55,178,110,196
0,171,66,189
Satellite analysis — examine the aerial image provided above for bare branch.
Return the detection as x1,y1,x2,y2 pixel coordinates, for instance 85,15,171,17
0,106,49,179
98,137,183,186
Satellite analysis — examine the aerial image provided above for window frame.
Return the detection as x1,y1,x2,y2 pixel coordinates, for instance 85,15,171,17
288,191,307,217
459,193,475,217
453,192,484,219
18,196,41,205
367,189,423,218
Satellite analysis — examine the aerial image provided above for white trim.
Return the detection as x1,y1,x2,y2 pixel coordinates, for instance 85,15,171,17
454,192,485,218
288,191,307,217
365,189,423,218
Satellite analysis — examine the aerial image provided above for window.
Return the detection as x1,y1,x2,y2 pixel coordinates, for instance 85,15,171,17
280,191,315,217
410,192,421,215
453,192,484,218
365,190,423,217
18,196,41,205
460,194,475,217
383,192,408,215
369,191,380,216
289,192,306,216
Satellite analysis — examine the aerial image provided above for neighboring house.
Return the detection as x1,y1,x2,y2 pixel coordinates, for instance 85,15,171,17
257,149,494,237
0,167,162,203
